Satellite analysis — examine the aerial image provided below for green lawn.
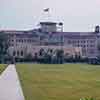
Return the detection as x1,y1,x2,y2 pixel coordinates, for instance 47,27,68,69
16,64,100,100
0,64,7,74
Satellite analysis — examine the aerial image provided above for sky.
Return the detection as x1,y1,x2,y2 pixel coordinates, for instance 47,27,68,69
0,0,100,32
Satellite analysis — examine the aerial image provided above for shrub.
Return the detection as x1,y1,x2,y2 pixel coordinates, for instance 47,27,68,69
80,97,96,100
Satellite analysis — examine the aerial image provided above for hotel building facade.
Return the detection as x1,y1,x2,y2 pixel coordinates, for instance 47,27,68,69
1,21,100,59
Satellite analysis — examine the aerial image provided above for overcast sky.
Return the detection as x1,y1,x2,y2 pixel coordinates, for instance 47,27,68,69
0,0,100,32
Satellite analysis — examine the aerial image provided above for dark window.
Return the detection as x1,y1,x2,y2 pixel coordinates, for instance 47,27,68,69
24,39,26,42
78,45,80,47
84,41,86,43
21,51,23,56
13,51,16,56
68,40,71,44
90,45,94,47
91,40,94,43
21,40,23,43
84,45,86,47
17,51,20,56
27,39,30,42
16,39,18,42
87,40,88,43
19,40,21,42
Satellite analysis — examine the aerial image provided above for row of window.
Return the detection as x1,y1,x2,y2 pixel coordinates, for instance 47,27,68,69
13,50,24,56
9,39,37,43
74,44,95,48
9,39,95,44
16,39,36,43
68,40,95,44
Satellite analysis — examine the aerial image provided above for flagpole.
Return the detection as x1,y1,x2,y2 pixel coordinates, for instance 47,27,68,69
43,8,50,21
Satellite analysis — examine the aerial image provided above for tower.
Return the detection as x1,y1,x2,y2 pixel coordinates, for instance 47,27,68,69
37,8,64,33
39,22,57,32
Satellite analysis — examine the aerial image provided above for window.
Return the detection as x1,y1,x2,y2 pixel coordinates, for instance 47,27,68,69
24,39,26,42
16,39,18,42
17,51,20,56
19,40,21,42
91,40,94,43
78,40,80,43
21,40,23,43
27,39,30,42
83,45,86,47
13,51,16,56
81,41,83,43
78,45,80,47
21,51,23,56
68,40,71,44
90,45,94,47
84,41,86,43
87,40,89,43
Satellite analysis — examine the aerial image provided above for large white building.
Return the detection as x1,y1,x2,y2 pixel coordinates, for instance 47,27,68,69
1,21,100,59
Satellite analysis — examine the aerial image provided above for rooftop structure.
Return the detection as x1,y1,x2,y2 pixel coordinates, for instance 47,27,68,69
39,21,63,33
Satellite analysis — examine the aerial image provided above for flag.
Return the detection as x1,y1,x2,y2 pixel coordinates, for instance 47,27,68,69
44,8,49,12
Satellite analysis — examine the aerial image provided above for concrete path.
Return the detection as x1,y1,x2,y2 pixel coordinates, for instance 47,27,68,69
0,64,25,100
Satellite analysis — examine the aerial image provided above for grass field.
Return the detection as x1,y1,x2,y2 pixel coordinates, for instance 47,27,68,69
0,64,7,74
16,64,100,100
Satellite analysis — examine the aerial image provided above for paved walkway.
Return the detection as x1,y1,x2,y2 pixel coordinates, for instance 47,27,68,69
0,64,25,100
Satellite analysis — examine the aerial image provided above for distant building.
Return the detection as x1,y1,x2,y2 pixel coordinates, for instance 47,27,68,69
1,22,100,59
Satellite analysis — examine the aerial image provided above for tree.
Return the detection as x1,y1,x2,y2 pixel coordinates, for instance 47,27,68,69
46,49,53,63
56,49,64,64
39,48,45,56
34,53,38,62
96,43,100,64
0,31,9,63
25,53,33,62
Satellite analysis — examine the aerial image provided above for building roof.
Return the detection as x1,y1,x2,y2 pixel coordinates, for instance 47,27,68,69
52,32,95,35
48,32,97,39
40,22,57,25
